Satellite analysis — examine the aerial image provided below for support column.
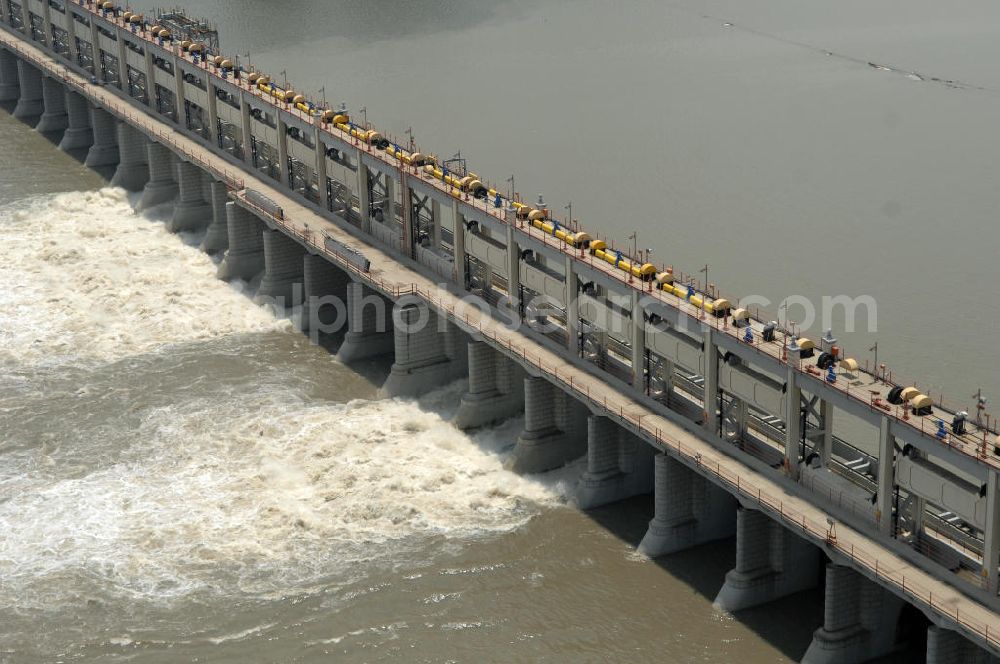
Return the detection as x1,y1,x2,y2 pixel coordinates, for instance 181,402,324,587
276,117,289,186
926,625,996,664
632,291,646,388
0,49,20,102
713,505,821,611
357,160,371,233
985,470,1000,596
315,128,329,210
380,304,468,398
58,90,93,151
400,175,416,257
239,92,253,166
12,59,42,122
167,161,212,232
785,365,802,480
820,399,834,465
507,376,588,474
335,282,394,362
802,564,904,664
506,224,521,313
577,415,655,509
137,142,178,210
637,453,737,557
383,172,395,227
217,202,265,281
452,199,466,287
876,416,895,536
301,253,350,332
704,328,719,433
200,180,230,253
431,198,442,249
453,341,526,429
84,105,119,168
35,76,68,133
255,229,306,306
110,123,149,191
566,255,579,354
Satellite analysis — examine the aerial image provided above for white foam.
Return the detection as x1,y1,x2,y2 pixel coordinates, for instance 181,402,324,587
0,384,572,608
0,188,577,611
0,188,287,370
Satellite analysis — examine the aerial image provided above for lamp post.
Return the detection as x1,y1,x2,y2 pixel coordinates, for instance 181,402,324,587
359,106,367,130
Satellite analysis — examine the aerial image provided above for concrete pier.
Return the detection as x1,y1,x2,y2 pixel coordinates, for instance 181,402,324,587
84,105,119,168
713,505,821,612
638,454,737,557
802,563,905,664
926,625,997,664
302,253,350,331
336,282,394,362
453,341,526,429
58,90,93,151
12,59,41,121
167,161,212,232
137,142,178,211
110,123,149,191
34,76,67,133
506,376,588,474
200,180,230,253
577,415,655,509
380,304,468,397
217,201,266,281
255,228,306,306
0,48,19,101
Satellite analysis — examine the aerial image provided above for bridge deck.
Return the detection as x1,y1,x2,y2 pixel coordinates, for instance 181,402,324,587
2,25,998,653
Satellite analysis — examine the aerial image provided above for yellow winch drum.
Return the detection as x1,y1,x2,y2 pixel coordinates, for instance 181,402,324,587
910,393,933,415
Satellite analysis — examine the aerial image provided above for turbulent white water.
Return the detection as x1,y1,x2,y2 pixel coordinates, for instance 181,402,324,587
0,189,574,615
0,188,284,369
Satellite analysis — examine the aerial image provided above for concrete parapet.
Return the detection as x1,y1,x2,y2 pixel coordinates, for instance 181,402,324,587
0,49,19,102
302,253,350,332
637,453,737,557
255,229,306,306
336,282,394,362
453,340,526,429
713,505,821,612
217,201,265,281
35,76,68,133
58,90,93,151
200,180,231,253
380,304,468,398
577,415,655,509
167,161,212,232
137,142,177,211
110,123,149,191
12,59,42,122
506,376,588,474
84,105,119,168
802,563,905,664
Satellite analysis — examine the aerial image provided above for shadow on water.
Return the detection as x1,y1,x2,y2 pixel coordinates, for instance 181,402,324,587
584,494,825,662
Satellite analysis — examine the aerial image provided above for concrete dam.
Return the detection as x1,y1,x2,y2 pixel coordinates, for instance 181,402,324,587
1,1,998,661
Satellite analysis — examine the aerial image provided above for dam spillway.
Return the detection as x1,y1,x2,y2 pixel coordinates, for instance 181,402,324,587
0,1,998,661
